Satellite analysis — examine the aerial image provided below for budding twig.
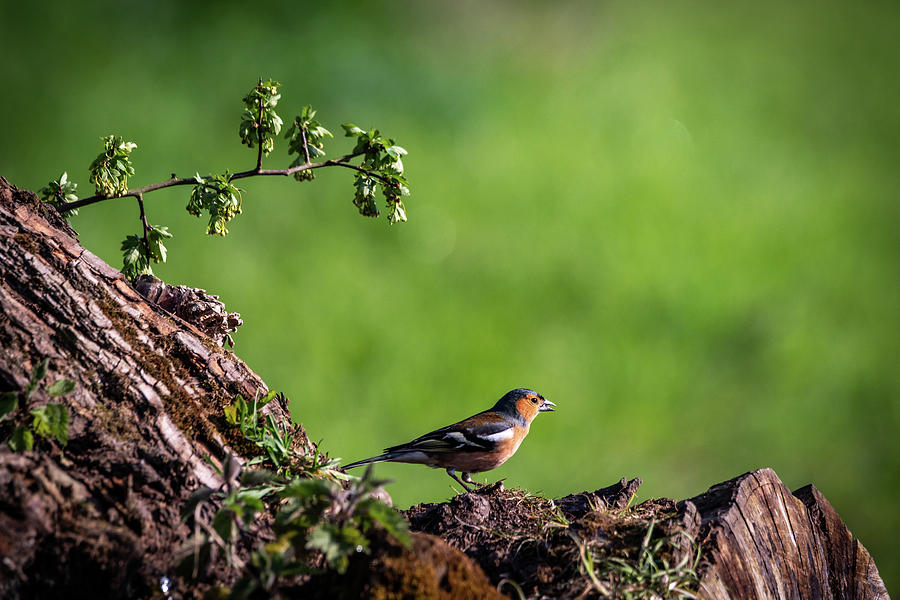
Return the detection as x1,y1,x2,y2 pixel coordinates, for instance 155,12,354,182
59,151,392,212
46,77,410,282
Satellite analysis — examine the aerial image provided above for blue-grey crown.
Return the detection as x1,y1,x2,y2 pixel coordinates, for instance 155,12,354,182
492,388,541,413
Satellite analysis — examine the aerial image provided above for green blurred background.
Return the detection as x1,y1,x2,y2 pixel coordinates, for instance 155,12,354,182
3,0,898,591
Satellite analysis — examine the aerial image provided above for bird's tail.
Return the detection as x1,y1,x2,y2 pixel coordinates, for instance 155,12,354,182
343,455,390,470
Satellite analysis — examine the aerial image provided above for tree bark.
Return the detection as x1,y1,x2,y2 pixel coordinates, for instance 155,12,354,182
0,176,312,598
684,468,889,600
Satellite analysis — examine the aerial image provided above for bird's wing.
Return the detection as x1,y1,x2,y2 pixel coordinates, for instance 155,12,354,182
383,412,515,455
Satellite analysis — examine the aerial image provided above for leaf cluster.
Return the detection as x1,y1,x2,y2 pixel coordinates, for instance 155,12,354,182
1,358,73,452
120,224,172,279
239,79,283,156
88,135,137,197
225,391,294,473
342,124,409,224
183,457,409,598
39,172,79,218
272,466,410,576
285,105,333,181
224,391,348,481
179,394,409,596
187,173,243,235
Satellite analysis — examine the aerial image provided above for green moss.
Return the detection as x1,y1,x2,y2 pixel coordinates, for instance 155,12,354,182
13,231,41,256
93,291,245,456
94,403,141,442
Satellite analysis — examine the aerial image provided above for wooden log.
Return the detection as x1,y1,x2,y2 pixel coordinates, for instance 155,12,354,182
683,468,889,600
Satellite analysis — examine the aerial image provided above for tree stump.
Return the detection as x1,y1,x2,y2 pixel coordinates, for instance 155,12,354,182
684,468,889,599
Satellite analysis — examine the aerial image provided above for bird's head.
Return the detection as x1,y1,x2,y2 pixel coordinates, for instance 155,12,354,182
493,388,555,424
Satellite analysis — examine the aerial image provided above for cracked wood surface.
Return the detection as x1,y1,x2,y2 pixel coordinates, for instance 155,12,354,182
0,177,312,598
684,468,889,600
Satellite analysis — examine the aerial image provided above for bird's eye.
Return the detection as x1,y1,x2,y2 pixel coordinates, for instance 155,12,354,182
531,397,538,404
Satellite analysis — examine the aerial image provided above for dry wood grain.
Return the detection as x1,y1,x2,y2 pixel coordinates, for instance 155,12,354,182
684,468,889,600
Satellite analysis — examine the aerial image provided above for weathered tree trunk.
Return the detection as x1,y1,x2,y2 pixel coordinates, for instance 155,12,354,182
0,176,314,597
0,177,890,599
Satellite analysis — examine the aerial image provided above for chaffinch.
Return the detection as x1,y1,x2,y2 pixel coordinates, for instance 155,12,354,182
343,388,555,492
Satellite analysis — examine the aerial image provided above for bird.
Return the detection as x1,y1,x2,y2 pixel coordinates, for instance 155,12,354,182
343,388,555,492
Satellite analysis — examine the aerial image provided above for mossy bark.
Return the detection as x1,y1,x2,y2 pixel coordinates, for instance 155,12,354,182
0,177,309,598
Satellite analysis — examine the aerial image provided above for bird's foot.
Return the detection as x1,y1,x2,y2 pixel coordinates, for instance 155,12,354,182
447,468,475,493
461,473,486,488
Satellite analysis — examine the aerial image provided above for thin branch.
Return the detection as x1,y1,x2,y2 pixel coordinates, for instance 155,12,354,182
59,151,386,212
254,79,264,172
135,193,152,260
300,127,312,165
240,156,391,185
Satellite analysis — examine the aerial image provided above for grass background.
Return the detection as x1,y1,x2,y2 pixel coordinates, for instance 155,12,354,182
2,0,898,591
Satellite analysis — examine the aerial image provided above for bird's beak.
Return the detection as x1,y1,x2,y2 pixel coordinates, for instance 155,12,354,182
539,399,556,412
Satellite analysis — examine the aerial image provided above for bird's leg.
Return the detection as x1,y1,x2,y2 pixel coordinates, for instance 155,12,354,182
446,468,473,492
461,472,485,488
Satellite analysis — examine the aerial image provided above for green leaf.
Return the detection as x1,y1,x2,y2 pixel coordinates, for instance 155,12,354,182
47,379,75,397
387,200,408,225
359,498,412,547
147,225,173,263
181,486,216,521
30,403,69,445
239,468,277,487
39,172,79,218
352,173,379,218
224,403,238,426
31,358,49,386
341,123,365,136
259,390,278,406
306,523,369,573
151,225,173,239
213,508,237,544
187,173,243,236
155,240,167,263
9,426,33,452
285,106,333,182
0,392,18,419
89,135,137,197
230,492,266,524
280,478,334,500
120,234,151,279
239,79,283,156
